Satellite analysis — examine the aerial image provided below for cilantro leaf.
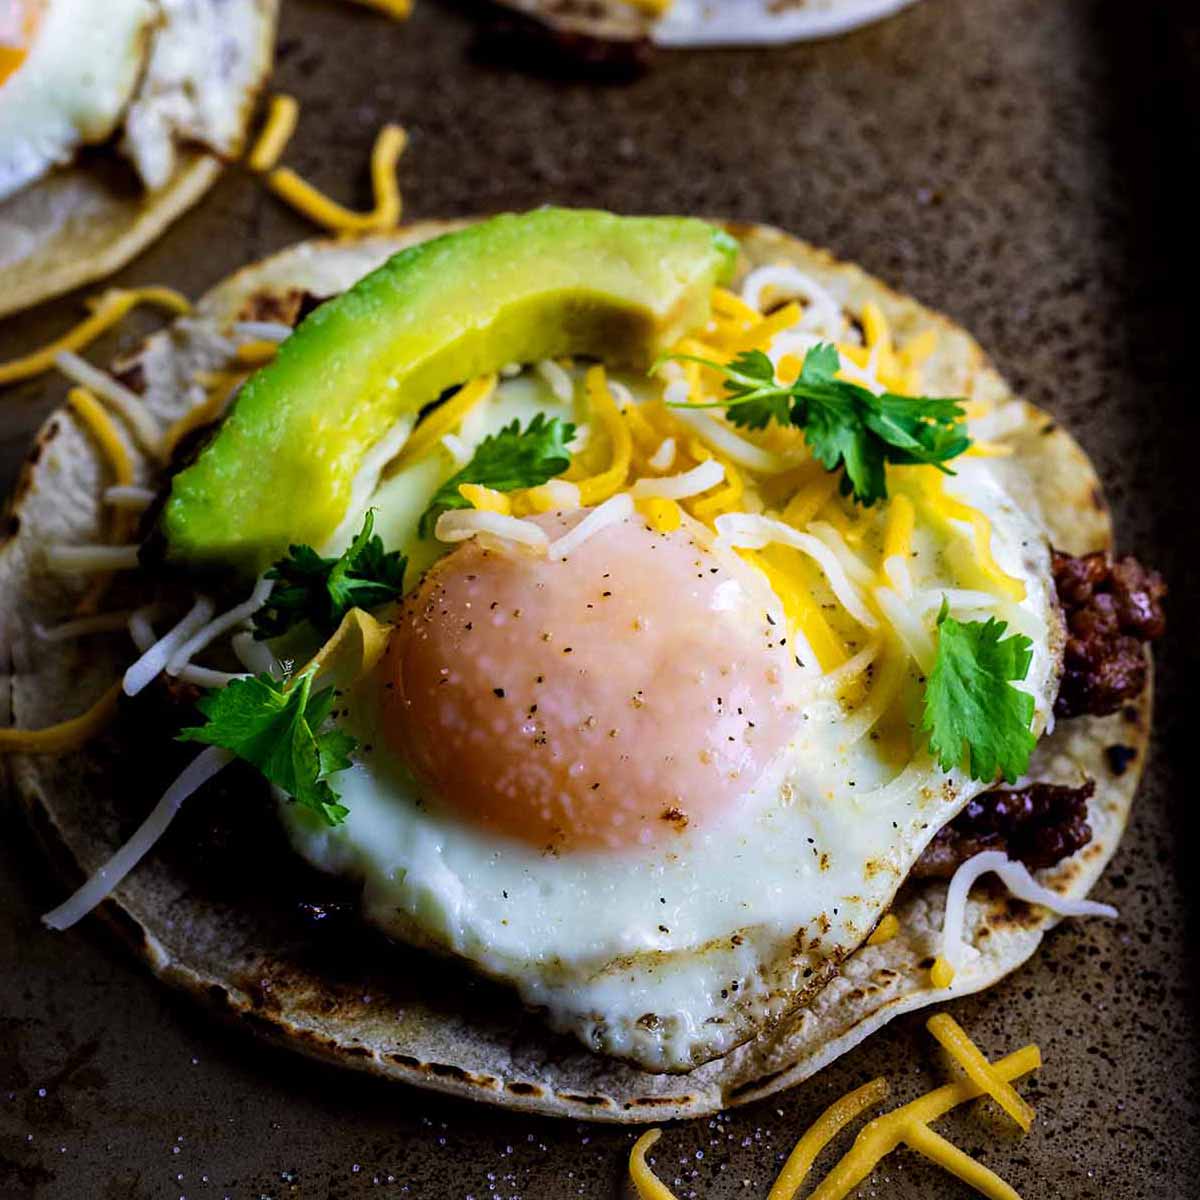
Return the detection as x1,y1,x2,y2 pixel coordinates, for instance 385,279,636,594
922,601,1037,784
661,343,969,506
178,668,355,825
253,510,406,640
418,413,575,537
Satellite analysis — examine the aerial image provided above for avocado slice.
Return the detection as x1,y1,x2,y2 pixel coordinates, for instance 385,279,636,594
163,208,738,572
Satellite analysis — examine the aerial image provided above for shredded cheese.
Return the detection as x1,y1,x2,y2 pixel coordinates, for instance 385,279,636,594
123,597,215,697
234,339,280,365
104,485,156,510
0,288,190,386
865,913,899,946
805,1045,1041,1200
344,0,413,17
741,264,843,336
575,367,633,505
926,1013,1034,1132
715,513,878,631
940,850,1117,975
45,545,141,573
767,1077,890,1200
0,681,122,755
166,578,274,677
67,387,134,492
40,746,233,931
902,1121,1022,1200
647,437,676,472
914,471,1027,602
162,374,243,458
548,493,634,559
247,93,299,172
636,496,682,533
535,359,574,403
35,612,132,643
513,479,581,515
395,375,497,469
55,351,163,458
459,483,512,515
434,509,548,550
751,547,847,672
628,1130,677,1200
670,406,790,474
267,123,406,235
631,458,724,501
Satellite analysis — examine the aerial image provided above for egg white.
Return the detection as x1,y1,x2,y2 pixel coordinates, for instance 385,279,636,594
279,368,1060,1071
0,0,154,201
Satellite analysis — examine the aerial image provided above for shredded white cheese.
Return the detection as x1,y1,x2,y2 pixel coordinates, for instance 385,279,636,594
231,320,293,343
670,407,791,474
166,578,273,677
435,510,549,551
327,415,414,552
632,458,724,500
440,432,471,468
123,597,215,697
41,746,234,932
231,630,277,676
54,350,163,458
873,586,936,674
648,437,676,472
103,485,157,510
940,850,1118,977
45,545,142,573
715,513,878,630
535,359,574,403
808,520,876,587
741,264,844,337
34,612,133,643
547,494,634,560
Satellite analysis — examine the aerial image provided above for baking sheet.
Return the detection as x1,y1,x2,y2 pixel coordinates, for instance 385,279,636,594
1,0,1197,1195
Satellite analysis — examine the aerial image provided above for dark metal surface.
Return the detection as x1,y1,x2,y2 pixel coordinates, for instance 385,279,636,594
2,0,1197,1195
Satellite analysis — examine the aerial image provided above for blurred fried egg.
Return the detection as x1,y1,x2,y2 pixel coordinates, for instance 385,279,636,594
0,0,269,202
278,351,1061,1071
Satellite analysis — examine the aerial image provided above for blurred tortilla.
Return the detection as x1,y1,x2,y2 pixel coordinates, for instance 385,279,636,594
488,0,920,48
0,1,277,320
0,219,1148,1121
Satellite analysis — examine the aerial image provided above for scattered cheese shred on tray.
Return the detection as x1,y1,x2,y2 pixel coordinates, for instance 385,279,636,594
267,123,407,235
0,287,190,386
247,93,299,172
344,0,414,18
0,681,122,755
926,1013,1034,1132
626,1026,1041,1200
628,1130,678,1200
767,1077,889,1200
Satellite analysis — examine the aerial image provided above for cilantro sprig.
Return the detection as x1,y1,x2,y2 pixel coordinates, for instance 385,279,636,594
660,344,969,506
418,413,575,537
178,666,356,825
922,601,1037,784
253,510,406,640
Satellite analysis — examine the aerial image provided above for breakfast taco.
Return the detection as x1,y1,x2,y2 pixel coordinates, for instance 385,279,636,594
0,0,277,318
489,0,920,51
0,210,1163,1124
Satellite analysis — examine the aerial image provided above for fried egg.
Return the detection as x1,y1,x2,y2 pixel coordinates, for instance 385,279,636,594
0,0,269,201
0,0,154,201
277,345,1062,1071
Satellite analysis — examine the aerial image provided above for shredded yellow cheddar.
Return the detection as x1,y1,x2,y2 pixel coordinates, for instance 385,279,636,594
459,483,511,514
0,682,122,755
930,956,956,988
0,288,190,387
247,93,299,172
575,366,632,505
268,123,407,235
234,339,281,365
637,496,682,533
67,388,133,490
628,1130,678,1200
394,374,496,470
767,1077,890,1200
926,1013,1035,1132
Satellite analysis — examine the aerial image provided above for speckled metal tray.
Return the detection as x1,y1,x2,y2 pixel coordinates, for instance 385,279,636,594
1,0,1197,1196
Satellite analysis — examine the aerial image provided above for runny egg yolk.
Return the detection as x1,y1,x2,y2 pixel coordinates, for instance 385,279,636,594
379,511,798,853
0,0,41,88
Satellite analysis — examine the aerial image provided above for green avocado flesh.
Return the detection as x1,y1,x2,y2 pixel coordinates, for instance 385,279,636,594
163,208,738,572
